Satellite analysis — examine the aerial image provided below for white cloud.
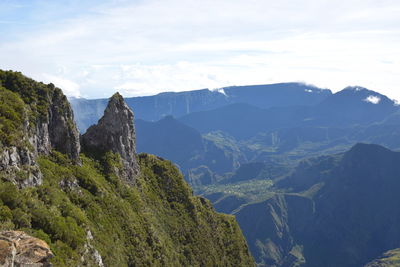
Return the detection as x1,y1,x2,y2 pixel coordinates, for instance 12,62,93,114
0,0,400,99
364,95,381,104
42,74,81,98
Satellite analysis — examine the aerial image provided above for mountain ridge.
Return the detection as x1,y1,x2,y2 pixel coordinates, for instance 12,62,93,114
0,70,255,266
70,82,331,132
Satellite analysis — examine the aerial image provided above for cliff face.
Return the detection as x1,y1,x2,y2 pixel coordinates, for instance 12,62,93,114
40,87,81,161
235,194,311,267
234,143,400,267
0,71,254,266
82,92,139,184
0,70,80,188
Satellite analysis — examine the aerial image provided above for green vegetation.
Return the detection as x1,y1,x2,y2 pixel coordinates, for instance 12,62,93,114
0,151,254,266
0,70,70,150
0,69,254,266
0,86,27,147
196,179,275,204
0,70,60,123
203,131,242,155
364,249,400,267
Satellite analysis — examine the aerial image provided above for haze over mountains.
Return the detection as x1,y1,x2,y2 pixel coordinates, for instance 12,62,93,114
71,83,400,184
70,82,400,266
2,71,400,266
3,0,400,266
70,83,331,131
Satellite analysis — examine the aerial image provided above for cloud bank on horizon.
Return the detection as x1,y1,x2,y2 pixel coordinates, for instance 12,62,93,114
0,0,399,100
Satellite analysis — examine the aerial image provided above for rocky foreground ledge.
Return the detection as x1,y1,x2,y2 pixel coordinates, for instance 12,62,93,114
0,231,53,267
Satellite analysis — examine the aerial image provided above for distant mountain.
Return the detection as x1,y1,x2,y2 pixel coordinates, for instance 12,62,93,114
233,143,400,267
135,116,246,185
72,84,400,190
219,83,330,108
179,87,398,140
136,116,204,169
315,86,398,125
70,82,331,132
179,103,270,139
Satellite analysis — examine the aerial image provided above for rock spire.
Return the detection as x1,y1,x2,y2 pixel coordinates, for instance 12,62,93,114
81,93,139,183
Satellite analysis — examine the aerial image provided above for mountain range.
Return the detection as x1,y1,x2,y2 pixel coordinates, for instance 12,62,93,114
70,82,331,132
71,83,400,188
71,81,400,267
4,70,400,266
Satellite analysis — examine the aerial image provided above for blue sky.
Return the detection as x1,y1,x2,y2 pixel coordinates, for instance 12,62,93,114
1,0,400,100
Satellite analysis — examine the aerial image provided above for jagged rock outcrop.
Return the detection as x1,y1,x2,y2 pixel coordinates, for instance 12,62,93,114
0,231,54,267
33,87,81,162
81,230,104,267
0,147,42,187
0,70,81,188
82,93,139,183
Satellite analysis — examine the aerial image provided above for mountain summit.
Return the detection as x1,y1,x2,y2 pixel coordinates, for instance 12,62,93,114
82,92,139,184
0,70,80,188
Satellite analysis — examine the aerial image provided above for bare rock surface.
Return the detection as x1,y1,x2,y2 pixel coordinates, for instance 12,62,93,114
82,92,139,184
0,231,53,267
33,88,81,163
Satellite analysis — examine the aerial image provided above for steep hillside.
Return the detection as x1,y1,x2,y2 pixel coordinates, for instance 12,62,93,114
364,248,400,267
230,144,400,267
0,70,254,267
0,70,80,188
235,194,311,267
0,230,54,266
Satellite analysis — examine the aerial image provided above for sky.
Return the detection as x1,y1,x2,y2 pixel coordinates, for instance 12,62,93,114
0,0,400,100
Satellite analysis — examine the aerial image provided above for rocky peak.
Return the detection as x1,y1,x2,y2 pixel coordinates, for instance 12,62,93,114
48,88,81,161
32,87,81,163
82,92,139,183
0,70,81,187
0,231,54,266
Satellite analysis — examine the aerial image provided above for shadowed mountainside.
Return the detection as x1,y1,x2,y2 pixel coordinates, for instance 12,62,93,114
232,144,400,267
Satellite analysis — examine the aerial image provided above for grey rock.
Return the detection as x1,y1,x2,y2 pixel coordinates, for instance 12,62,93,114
82,93,139,184
81,230,104,267
32,89,81,163
0,147,42,188
47,89,81,162
59,178,80,192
